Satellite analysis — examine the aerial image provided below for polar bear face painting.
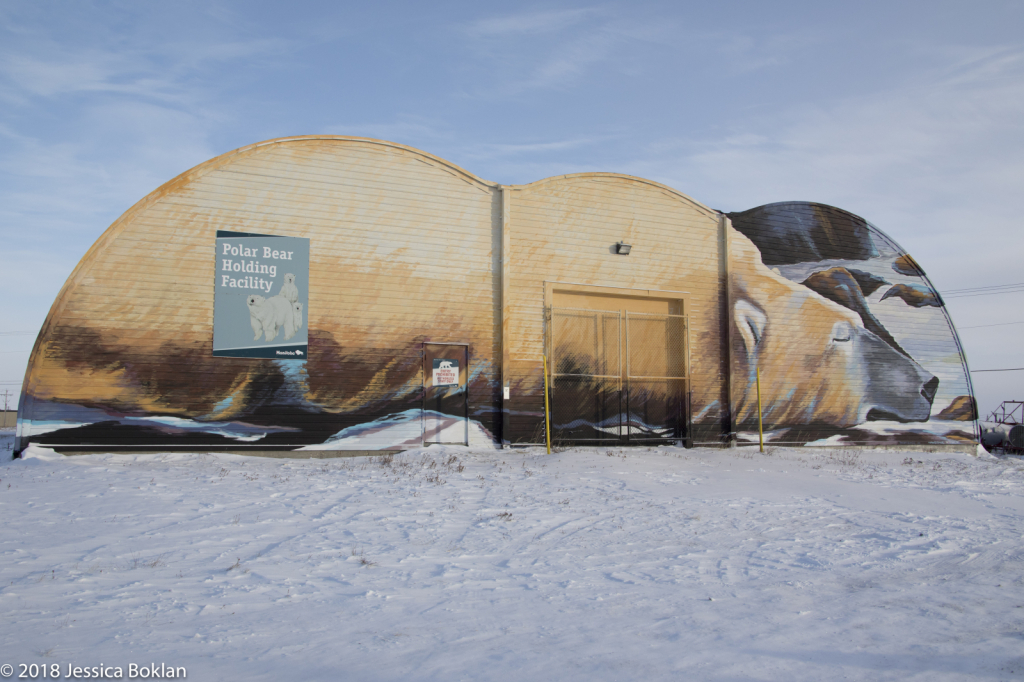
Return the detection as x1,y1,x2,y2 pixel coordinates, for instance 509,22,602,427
728,228,937,427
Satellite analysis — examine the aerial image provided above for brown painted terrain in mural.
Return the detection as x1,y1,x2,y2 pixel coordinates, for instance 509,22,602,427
880,283,943,308
892,254,925,276
26,318,500,444
729,203,878,266
937,395,978,421
802,268,906,356
31,325,262,417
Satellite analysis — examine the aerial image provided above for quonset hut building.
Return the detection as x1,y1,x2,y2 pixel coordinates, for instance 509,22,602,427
15,136,978,455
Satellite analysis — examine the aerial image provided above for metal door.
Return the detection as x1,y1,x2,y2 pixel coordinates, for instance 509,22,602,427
548,307,689,444
423,343,469,445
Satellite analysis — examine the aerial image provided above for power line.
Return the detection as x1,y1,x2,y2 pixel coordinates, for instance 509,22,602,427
942,286,1024,296
943,283,1024,300
971,367,1024,372
0,331,37,336
959,321,1024,330
945,282,1024,295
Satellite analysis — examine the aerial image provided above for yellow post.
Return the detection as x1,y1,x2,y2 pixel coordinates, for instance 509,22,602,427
756,367,764,453
542,355,552,454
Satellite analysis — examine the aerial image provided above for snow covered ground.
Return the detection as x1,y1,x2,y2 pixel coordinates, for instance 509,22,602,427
2,437,1024,681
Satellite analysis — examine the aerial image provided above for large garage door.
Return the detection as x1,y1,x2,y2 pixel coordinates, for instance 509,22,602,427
549,301,689,445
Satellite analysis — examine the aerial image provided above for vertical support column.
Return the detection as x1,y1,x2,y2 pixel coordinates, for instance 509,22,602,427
756,367,763,453
721,213,735,447
500,186,512,446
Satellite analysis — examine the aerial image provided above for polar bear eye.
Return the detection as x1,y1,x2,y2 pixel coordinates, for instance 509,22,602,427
831,321,854,343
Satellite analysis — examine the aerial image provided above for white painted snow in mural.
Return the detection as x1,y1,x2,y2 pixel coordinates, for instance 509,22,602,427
18,415,295,441
300,409,498,450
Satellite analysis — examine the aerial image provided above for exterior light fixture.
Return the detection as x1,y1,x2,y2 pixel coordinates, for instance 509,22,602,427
615,242,632,255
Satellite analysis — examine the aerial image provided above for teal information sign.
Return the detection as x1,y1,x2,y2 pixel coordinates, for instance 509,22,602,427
212,230,309,359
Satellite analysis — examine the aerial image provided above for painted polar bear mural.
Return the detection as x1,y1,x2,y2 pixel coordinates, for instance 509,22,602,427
724,202,975,445
12,137,975,454
729,221,936,424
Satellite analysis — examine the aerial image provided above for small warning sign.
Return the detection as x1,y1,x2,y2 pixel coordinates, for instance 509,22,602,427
432,358,460,386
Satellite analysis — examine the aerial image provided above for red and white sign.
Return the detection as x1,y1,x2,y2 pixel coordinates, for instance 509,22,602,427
432,359,459,386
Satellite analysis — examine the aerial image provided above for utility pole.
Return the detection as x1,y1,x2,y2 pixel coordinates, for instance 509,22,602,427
1,389,9,432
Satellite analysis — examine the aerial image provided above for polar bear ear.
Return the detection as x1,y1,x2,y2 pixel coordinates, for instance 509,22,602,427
734,300,767,355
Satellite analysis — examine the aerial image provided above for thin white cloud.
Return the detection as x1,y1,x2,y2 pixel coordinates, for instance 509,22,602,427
323,119,454,147
463,9,599,37
459,8,820,97
525,30,619,90
456,6,658,95
706,30,825,75
637,41,1024,222
0,35,291,104
475,137,605,155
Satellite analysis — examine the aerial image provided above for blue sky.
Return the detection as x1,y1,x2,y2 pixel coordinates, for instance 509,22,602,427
2,0,1023,415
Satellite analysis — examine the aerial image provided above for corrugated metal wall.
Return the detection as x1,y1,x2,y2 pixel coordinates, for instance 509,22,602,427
15,138,976,453
19,137,502,450
502,175,729,445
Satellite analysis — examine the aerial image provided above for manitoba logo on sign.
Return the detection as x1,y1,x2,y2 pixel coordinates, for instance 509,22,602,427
432,358,460,386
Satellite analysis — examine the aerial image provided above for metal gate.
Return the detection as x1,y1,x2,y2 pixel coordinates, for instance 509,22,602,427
548,307,689,444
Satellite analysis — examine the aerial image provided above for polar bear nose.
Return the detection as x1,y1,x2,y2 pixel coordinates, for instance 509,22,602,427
921,376,939,404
